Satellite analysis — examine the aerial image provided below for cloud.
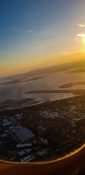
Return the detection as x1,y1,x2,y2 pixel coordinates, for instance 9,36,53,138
12,27,34,33
77,33,85,37
25,29,34,33
78,24,85,28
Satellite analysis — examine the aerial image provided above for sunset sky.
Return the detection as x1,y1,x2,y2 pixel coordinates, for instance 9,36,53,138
0,0,85,76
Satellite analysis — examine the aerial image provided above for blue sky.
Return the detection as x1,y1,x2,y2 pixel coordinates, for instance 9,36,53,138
0,0,85,76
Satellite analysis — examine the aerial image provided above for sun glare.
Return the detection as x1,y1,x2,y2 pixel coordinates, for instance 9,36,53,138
77,33,85,52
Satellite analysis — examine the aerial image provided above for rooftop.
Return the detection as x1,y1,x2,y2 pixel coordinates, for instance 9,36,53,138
14,127,34,143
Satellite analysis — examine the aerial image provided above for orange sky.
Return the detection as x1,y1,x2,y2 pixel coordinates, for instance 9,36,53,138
0,52,85,77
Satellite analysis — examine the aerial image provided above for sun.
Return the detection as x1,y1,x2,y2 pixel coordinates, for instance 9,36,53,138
77,33,85,52
81,36,85,52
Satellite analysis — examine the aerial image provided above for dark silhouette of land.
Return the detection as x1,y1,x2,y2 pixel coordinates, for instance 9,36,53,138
26,89,85,95
0,144,85,175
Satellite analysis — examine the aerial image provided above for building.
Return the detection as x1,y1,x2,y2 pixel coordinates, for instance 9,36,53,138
2,118,12,127
14,127,34,143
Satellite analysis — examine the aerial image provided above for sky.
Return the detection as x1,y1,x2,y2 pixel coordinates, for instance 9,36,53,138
0,0,85,77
